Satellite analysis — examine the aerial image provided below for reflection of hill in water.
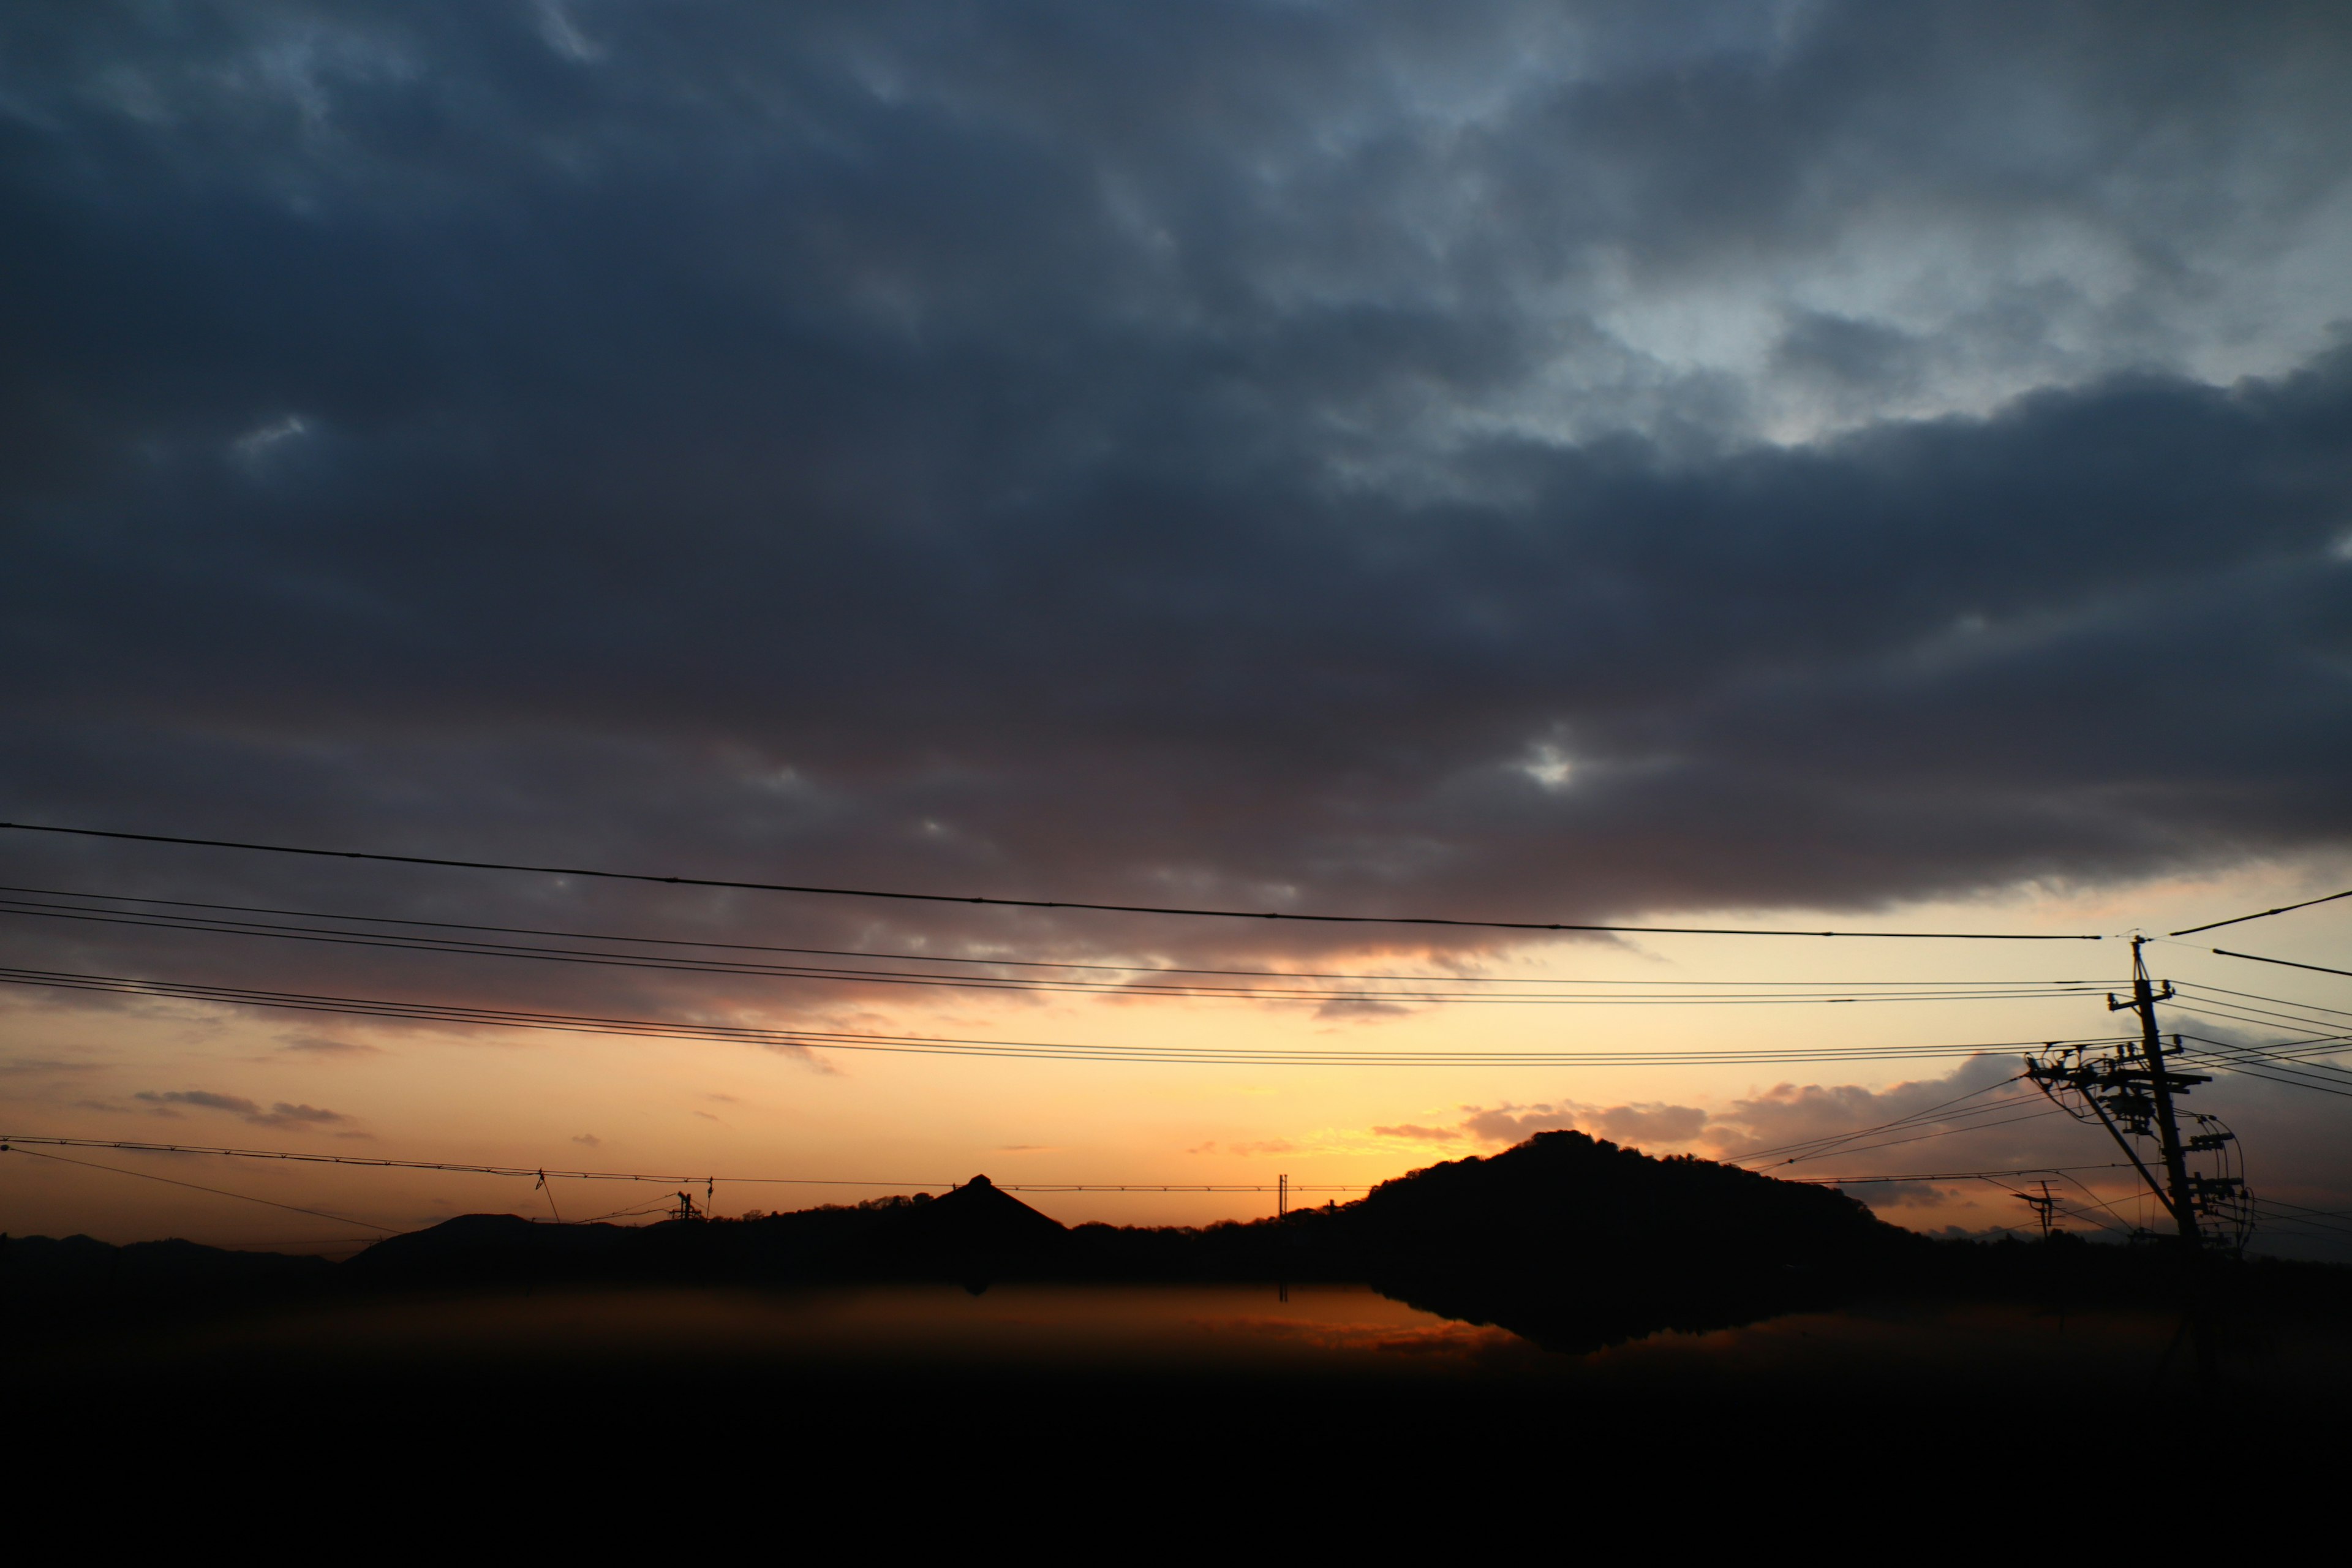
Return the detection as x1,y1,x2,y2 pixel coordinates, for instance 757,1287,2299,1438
4,1135,1906,1350
1341,1131,1902,1351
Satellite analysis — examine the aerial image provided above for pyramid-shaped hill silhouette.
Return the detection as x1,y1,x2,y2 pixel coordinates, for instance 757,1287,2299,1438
900,1175,1066,1248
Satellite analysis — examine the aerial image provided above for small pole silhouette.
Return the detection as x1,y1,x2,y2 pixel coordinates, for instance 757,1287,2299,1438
2017,1180,2056,1239
1277,1172,1288,1219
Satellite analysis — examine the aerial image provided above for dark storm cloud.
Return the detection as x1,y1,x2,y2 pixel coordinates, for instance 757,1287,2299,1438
2,0,2350,1001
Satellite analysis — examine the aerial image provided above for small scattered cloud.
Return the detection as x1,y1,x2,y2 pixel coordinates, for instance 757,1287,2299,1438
281,1035,378,1055
2,1057,103,1076
572,1133,602,1147
1315,998,1416,1022
1589,1103,1709,1146
704,1093,739,1104
1187,1138,1301,1157
139,1089,260,1116
759,1043,841,1076
1388,1099,1712,1150
232,412,307,458
262,1102,345,1125
1846,1181,1951,1210
135,1090,349,1128
1370,1123,1464,1142
997,1144,1052,1152
693,1110,720,1121
1461,1104,1581,1144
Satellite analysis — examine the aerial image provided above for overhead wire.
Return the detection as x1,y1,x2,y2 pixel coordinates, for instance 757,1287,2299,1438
2171,886,2352,937
2166,992,2352,1039
1724,1073,2034,1166
2173,979,2352,1025
0,821,2107,940
0,882,2117,992
2204,948,2352,982
1744,1106,2069,1169
0,895,2115,1007
4,1142,399,1232
0,1135,1371,1195
0,964,2126,1068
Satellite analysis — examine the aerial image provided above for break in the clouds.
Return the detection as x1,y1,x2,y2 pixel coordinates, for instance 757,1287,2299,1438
3,0,2351,968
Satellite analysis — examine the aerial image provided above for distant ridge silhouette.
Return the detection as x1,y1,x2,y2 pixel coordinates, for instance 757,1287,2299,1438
13,1136,2342,1350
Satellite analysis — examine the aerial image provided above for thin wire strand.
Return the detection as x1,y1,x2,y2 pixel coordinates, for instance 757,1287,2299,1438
0,900,2112,1007
0,965,2122,1068
2204,948,2352,983
4,1142,399,1231
0,822,2106,940
2171,888,2352,937
0,883,2116,990
2,1136,1371,1194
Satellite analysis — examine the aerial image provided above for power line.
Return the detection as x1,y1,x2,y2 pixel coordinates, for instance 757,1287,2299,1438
1747,1106,2068,1168
0,1136,1370,1194
2206,948,2352,982
0,964,2125,1068
0,897,2117,1007
0,883,2111,990
3,1142,399,1231
0,822,2106,940
2171,887,2352,937
1784,1163,2137,1185
2175,980,2352,1025
1724,1074,2030,1166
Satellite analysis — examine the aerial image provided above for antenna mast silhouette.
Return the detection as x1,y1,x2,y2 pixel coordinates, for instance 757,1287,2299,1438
2025,937,2250,1250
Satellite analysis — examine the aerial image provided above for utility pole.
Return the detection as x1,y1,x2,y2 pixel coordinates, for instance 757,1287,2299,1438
2111,935,2202,1251
2026,935,2248,1253
2016,1180,2056,1240
1277,1173,1288,1219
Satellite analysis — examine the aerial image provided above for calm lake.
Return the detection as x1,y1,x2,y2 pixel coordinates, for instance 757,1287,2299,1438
29,1280,2346,1401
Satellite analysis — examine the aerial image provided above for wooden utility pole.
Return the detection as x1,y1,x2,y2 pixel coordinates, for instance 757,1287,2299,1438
2110,935,2201,1250
2017,1180,2056,1240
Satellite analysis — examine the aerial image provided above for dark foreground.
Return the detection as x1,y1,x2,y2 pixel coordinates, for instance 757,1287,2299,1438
11,1133,2351,1510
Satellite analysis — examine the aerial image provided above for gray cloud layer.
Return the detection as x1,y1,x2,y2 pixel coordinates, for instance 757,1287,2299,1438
3,1,2350,984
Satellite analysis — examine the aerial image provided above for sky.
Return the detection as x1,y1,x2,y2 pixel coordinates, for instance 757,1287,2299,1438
4,1,2350,1257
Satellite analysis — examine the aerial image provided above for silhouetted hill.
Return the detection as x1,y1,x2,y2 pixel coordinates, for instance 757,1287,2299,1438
334,1174,1070,1289
16,1140,2335,1354
1334,1131,1909,1348
339,1213,637,1284
1052,1131,1908,1346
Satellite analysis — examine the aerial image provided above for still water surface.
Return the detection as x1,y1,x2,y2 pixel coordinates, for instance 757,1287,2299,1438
46,1280,2331,1396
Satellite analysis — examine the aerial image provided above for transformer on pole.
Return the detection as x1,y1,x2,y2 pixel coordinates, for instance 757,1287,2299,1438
2024,936,2252,1253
